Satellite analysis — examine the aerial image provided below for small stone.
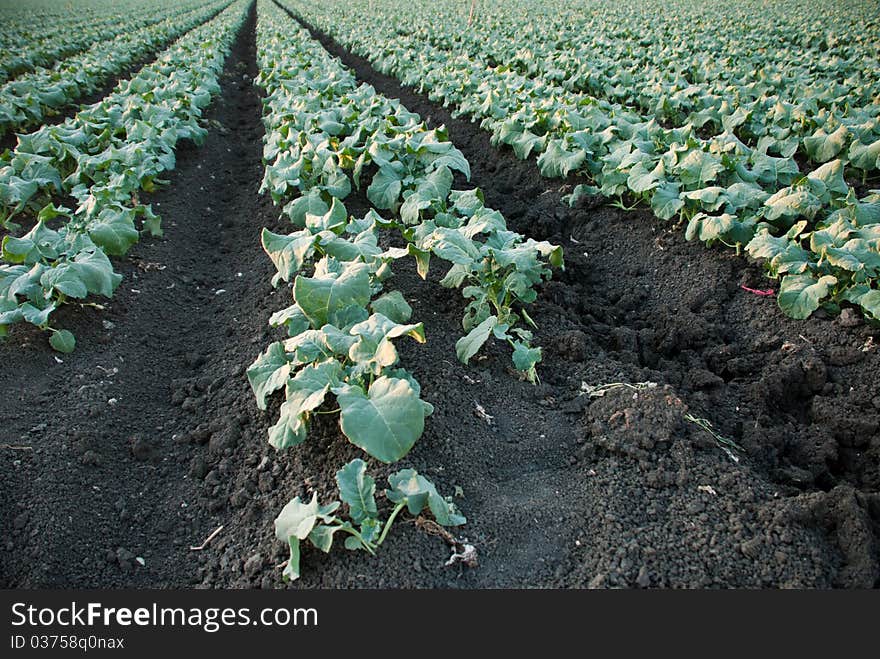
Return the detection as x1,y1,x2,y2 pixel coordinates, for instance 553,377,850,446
116,548,135,569
740,536,762,559
13,513,28,530
191,427,211,445
801,356,827,392
244,554,263,577
636,566,651,588
190,456,210,480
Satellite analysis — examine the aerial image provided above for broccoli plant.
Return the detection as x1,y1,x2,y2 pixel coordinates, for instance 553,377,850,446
274,458,465,581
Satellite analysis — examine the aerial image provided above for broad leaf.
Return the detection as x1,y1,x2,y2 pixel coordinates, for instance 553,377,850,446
334,376,428,463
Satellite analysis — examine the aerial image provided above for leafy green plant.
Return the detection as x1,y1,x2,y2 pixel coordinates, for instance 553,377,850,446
282,0,880,324
254,3,563,381
248,264,433,461
0,0,250,350
0,0,227,139
274,458,465,581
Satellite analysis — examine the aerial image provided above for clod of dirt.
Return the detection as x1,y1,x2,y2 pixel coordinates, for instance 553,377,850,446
130,438,157,463
243,553,263,577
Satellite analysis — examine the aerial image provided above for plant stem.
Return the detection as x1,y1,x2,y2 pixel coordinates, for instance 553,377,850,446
338,526,376,555
376,502,406,547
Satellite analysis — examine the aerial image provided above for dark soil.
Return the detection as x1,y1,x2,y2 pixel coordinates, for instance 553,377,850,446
1,1,878,589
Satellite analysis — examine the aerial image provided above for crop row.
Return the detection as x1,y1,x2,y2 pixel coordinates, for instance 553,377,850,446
0,0,250,350
250,0,560,578
285,0,880,322
0,0,230,139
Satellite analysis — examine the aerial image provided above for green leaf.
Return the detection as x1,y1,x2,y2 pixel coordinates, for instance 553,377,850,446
305,197,348,234
247,342,291,410
294,261,371,328
87,206,140,257
285,189,329,227
400,166,453,224
677,149,723,187
725,182,770,210
386,469,466,526
334,376,428,463
308,524,345,553
512,341,541,382
537,139,586,178
49,329,75,353
348,314,426,374
408,243,431,279
1,221,61,264
269,304,310,337
806,160,849,198
269,360,344,450
282,537,301,582
20,302,55,326
747,227,811,274
370,290,412,323
848,139,880,171
650,182,684,219
367,166,403,210
825,239,880,274
682,186,727,212
626,160,662,194
335,459,377,524
764,187,822,221
274,492,340,543
39,249,121,300
455,315,497,365
850,288,880,320
804,124,849,162
685,212,754,245
261,229,317,284
750,152,800,187
564,183,601,208
777,274,837,320
424,227,481,265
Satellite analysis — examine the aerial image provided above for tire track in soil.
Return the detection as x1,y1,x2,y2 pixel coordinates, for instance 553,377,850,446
0,1,276,587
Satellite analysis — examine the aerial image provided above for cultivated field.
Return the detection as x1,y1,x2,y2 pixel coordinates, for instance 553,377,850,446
1,0,878,588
